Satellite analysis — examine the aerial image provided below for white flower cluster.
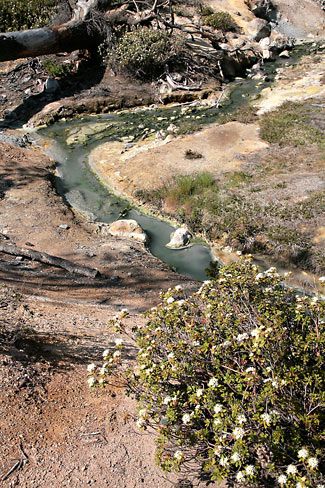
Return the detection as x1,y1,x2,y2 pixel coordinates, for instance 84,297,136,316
261,412,272,425
174,450,184,461
214,403,223,414
208,377,218,387
237,414,247,424
182,413,192,424
237,333,249,342
232,427,245,440
277,474,287,485
286,464,297,475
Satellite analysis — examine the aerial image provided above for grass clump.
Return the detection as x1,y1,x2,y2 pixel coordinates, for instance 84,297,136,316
184,149,203,159
218,105,258,125
259,101,324,147
177,120,200,135
0,0,57,31
165,172,216,204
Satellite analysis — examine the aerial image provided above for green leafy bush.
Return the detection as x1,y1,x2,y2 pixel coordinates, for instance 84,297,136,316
107,27,185,79
203,12,237,32
42,60,74,78
0,0,57,31
89,260,325,487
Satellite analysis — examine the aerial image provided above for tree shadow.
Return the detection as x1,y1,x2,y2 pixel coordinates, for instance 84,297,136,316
0,329,138,372
0,56,107,129
0,156,51,198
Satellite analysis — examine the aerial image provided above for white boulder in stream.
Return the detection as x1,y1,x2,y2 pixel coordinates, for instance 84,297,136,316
167,228,192,248
98,219,147,243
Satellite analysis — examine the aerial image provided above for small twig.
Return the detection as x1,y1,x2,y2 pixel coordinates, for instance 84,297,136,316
215,89,224,108
19,442,28,461
2,460,22,482
80,431,101,436
1,442,28,481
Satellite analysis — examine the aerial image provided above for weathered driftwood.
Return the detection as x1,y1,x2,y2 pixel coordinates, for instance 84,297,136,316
165,74,203,91
0,242,100,278
0,0,112,62
0,0,162,62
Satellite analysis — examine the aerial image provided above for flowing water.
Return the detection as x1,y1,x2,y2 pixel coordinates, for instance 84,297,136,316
36,43,321,282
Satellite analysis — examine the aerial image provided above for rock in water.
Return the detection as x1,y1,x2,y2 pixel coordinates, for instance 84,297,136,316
167,228,192,248
99,219,147,243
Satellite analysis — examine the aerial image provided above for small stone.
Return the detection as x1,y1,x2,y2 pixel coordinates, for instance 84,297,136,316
105,219,147,243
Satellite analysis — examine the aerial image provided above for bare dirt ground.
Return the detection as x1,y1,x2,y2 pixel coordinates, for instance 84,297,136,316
0,142,201,488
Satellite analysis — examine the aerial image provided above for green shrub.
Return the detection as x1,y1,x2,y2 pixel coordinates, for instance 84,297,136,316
42,60,74,78
89,259,325,487
107,27,185,79
0,0,57,31
203,12,237,32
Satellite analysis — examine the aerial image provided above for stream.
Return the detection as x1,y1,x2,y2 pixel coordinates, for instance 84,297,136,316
35,42,320,282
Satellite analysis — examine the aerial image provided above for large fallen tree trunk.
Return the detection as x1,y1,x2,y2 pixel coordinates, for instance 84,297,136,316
0,242,100,278
0,23,105,62
0,0,112,62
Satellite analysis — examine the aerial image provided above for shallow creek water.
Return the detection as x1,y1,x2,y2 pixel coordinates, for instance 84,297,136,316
36,43,321,282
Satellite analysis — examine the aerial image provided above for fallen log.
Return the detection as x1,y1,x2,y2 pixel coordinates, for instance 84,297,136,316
0,242,100,278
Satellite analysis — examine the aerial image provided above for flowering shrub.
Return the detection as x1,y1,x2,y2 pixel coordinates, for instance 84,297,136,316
88,259,325,487
0,0,56,31
107,27,185,79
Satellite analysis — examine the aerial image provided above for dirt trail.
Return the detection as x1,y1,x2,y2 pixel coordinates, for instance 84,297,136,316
0,141,201,487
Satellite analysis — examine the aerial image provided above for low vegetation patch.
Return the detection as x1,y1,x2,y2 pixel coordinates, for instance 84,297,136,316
140,167,325,273
184,149,203,159
89,260,325,487
42,60,74,78
203,12,238,32
259,101,324,147
106,27,186,79
0,0,57,31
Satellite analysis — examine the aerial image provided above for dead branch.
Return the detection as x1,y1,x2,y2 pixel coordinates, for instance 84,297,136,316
0,242,100,278
165,74,202,91
2,460,22,482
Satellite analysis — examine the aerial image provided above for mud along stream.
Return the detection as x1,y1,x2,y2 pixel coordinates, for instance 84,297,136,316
33,43,319,282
